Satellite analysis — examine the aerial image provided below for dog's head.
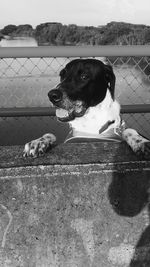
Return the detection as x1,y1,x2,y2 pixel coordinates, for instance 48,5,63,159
48,59,116,122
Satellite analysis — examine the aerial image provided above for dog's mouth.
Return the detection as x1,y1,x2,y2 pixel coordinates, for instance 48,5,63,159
55,108,72,122
55,105,87,122
48,88,88,122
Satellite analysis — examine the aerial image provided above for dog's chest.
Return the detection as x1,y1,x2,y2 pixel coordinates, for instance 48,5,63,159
69,92,121,134
69,108,111,133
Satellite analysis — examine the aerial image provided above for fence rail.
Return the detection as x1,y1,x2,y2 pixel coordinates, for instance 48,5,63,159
0,104,150,117
0,45,150,57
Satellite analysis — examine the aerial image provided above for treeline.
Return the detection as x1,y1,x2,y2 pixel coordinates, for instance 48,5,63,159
1,24,34,37
1,21,150,45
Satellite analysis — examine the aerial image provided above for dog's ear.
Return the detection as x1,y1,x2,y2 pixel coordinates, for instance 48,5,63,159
104,64,116,99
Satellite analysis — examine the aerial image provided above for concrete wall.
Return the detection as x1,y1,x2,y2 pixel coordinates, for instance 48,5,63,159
0,142,150,267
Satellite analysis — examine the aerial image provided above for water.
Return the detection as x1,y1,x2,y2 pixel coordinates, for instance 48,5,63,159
0,38,150,145
0,37,38,47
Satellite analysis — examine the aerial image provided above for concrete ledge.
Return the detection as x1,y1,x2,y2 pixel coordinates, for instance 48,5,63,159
0,142,150,266
0,141,149,168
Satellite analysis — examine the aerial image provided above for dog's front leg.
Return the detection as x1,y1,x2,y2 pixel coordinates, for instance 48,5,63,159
23,133,56,158
122,128,150,159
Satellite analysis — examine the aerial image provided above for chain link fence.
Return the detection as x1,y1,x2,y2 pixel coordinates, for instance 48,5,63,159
0,46,150,145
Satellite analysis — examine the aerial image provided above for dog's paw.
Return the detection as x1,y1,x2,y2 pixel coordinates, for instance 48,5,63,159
23,133,56,158
135,141,150,159
122,128,150,159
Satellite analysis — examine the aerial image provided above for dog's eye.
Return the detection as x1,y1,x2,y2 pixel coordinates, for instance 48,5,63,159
80,73,89,81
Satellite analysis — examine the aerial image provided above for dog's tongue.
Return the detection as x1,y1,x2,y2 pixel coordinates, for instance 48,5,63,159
56,108,69,118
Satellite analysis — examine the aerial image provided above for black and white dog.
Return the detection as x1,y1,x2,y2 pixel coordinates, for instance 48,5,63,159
23,58,150,158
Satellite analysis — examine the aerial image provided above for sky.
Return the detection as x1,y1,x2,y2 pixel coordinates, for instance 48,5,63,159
1,0,150,29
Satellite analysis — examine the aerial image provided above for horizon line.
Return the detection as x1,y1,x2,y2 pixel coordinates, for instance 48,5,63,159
0,20,150,30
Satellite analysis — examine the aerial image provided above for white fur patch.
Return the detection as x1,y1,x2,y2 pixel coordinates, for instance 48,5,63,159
69,90,121,134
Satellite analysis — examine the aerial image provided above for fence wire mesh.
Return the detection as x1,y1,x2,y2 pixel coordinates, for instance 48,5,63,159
0,52,150,145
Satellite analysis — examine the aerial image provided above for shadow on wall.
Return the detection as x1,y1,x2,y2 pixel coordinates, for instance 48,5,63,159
108,166,150,266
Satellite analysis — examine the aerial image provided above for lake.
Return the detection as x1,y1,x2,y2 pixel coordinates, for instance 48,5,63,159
0,38,150,145
0,37,38,47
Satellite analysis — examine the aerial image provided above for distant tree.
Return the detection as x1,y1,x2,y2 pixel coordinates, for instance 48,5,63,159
16,24,33,31
35,22,62,45
0,32,4,41
48,23,62,44
144,28,150,44
100,22,132,45
18,20,150,46
62,24,80,44
1,24,17,35
14,24,34,36
55,25,68,45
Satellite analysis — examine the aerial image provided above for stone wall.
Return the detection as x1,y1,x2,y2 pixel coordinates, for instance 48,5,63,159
0,142,150,266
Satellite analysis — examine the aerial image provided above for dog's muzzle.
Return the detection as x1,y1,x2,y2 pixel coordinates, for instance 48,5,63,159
48,88,87,122
48,88,72,122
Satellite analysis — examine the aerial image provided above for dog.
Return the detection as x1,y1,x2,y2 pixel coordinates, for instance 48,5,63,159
23,58,150,158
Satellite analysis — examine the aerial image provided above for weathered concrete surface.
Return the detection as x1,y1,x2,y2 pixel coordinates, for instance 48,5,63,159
0,142,150,267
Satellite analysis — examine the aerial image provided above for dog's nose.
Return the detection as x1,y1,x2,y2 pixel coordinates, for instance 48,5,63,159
48,89,63,104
